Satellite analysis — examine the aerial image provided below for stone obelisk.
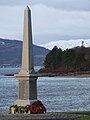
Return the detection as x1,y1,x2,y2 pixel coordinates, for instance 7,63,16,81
14,6,37,106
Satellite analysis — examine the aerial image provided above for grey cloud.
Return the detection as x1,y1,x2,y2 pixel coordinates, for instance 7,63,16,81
0,4,90,45
31,0,90,11
0,0,90,11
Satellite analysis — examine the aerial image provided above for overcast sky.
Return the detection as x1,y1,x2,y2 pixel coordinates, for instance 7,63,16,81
0,0,90,45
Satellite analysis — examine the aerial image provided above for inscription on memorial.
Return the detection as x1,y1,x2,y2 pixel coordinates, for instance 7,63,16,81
19,80,29,100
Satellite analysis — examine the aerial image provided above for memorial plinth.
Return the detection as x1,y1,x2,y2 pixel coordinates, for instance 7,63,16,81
14,6,37,106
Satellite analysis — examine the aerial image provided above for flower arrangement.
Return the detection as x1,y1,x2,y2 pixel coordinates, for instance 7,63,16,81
9,100,46,114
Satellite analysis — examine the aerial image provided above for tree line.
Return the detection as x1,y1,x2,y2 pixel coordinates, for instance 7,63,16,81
41,46,90,73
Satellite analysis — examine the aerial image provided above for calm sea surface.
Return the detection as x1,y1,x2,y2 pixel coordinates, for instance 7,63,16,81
0,68,90,114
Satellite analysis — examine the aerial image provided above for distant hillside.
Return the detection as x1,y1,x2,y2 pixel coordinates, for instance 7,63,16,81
0,38,49,67
40,39,90,50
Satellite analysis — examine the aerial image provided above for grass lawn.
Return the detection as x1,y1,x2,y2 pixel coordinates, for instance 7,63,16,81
51,111,90,115
75,116,90,120
50,111,90,120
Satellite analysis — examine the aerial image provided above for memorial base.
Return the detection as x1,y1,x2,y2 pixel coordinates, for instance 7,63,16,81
14,99,37,106
9,100,46,114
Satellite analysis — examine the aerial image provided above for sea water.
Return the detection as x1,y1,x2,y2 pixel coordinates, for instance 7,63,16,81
0,68,90,114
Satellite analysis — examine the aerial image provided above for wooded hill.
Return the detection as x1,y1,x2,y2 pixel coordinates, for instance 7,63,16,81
0,38,49,67
39,45,90,74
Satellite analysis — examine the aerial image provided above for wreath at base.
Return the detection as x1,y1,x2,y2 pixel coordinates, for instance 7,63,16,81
9,100,46,114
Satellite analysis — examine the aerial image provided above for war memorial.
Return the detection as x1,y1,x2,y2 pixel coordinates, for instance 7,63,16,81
0,5,88,120
9,6,46,114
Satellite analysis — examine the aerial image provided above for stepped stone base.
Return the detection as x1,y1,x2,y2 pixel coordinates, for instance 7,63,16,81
14,99,37,106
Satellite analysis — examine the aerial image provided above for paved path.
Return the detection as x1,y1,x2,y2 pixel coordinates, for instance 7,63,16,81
0,113,86,120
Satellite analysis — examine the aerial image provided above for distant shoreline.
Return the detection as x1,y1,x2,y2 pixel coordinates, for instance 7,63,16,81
55,74,90,78
39,72,90,78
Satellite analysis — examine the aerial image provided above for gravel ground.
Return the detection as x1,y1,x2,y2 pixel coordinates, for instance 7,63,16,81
0,113,86,120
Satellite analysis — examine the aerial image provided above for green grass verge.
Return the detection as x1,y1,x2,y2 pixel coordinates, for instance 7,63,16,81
0,116,5,120
63,111,90,115
49,111,90,120
75,116,90,120
49,111,90,115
